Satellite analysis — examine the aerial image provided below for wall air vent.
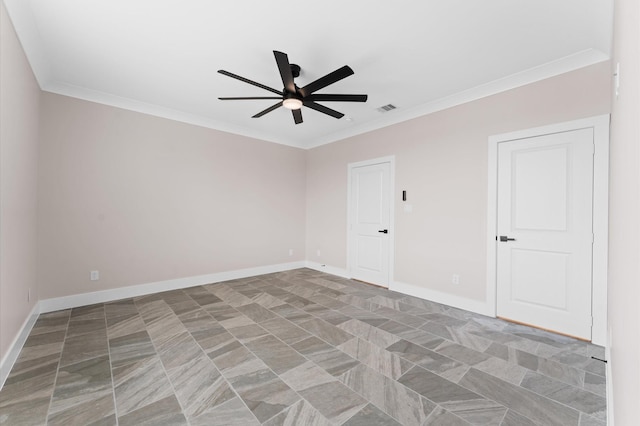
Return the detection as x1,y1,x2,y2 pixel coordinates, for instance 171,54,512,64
377,104,397,113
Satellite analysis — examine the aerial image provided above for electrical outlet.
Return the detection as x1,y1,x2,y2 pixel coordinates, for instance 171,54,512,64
317,249,321,257
289,249,294,256
27,288,31,302
452,274,460,285
90,270,99,281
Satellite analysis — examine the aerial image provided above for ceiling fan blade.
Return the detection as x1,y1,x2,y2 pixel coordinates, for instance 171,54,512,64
299,66,354,97
306,94,368,102
274,51,296,94
218,70,282,96
252,101,283,118
303,101,344,119
219,96,283,100
292,109,303,124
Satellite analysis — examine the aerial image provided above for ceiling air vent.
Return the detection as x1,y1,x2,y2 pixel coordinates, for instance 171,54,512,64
377,104,397,113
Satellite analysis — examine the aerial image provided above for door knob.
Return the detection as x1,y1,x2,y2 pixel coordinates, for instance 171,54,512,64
499,235,516,242
378,229,388,234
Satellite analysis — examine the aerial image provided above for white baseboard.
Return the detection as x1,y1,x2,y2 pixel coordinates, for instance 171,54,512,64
304,261,350,279
0,303,40,389
40,261,306,313
391,280,494,317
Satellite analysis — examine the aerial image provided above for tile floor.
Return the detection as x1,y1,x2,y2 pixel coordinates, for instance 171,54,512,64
0,268,607,425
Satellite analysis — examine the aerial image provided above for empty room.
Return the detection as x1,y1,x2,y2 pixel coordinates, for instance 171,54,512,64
1,1,638,425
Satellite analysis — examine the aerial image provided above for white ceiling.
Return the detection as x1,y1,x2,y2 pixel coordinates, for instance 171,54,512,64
5,0,613,149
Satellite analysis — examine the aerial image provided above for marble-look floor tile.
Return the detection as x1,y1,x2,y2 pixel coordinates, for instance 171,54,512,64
190,322,231,353
177,308,218,334
49,355,113,412
47,392,115,426
435,341,492,365
513,349,585,387
292,336,359,377
440,398,506,425
337,318,400,349
118,394,187,426
0,396,52,426
306,292,349,310
473,356,527,385
169,299,202,316
580,413,606,426
2,351,59,390
135,299,172,324
388,327,445,350
279,361,337,392
144,312,188,348
70,304,105,321
228,368,300,422
385,339,438,363
190,397,259,426
339,364,435,426
113,356,174,416
66,317,106,338
0,269,607,426
420,313,469,327
155,331,203,372
30,311,70,336
297,317,354,346
338,337,412,380
337,294,373,311
583,358,606,377
343,403,403,426
423,406,471,426
313,308,352,326
104,299,138,318
107,313,147,339
373,305,426,328
244,335,307,374
225,322,269,343
23,329,66,350
209,284,259,307
167,353,235,417
459,368,580,426
398,365,482,407
520,371,606,420
108,330,156,367
59,329,109,367
270,304,313,323
584,372,606,397
260,317,311,345
208,340,256,374
263,398,331,426
501,409,538,426
185,287,224,308
236,303,278,323
299,381,367,425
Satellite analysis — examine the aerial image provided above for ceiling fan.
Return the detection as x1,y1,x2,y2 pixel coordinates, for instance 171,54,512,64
218,50,368,124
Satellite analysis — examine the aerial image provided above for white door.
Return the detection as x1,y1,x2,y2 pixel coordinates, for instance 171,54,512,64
348,160,392,287
496,128,594,340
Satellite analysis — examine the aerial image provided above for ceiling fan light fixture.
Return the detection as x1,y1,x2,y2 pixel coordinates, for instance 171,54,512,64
282,98,303,110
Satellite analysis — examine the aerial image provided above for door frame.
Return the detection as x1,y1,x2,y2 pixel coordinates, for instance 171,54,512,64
347,156,395,288
486,115,609,345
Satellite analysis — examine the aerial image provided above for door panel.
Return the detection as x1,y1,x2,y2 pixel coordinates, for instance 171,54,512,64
349,162,391,287
513,146,568,231
497,128,594,339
